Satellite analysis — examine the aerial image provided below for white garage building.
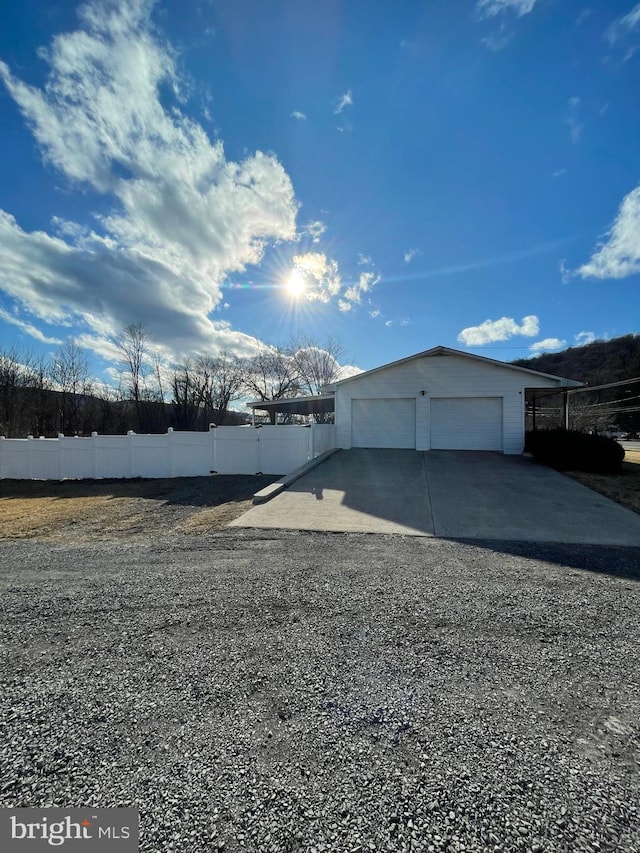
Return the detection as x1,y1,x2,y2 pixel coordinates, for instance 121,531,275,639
324,346,581,455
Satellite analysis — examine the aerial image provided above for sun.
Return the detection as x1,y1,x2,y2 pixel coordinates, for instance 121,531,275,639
285,268,306,298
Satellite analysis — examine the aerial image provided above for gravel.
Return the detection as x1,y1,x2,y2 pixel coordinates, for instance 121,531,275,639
0,530,639,852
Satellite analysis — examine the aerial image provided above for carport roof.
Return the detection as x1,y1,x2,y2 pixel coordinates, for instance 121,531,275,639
322,345,584,391
247,394,335,417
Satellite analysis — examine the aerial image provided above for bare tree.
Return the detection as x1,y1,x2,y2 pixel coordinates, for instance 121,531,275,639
243,346,300,406
171,358,200,430
0,346,53,436
50,338,93,434
117,323,171,431
171,353,246,429
291,335,345,395
118,323,149,430
28,354,54,436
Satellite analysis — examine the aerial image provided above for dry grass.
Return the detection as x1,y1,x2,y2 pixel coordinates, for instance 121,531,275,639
0,475,278,542
566,449,640,515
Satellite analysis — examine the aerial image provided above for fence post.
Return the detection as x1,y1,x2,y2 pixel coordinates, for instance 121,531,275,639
91,432,98,479
56,433,64,480
27,435,33,479
209,423,216,474
127,430,135,478
167,428,174,477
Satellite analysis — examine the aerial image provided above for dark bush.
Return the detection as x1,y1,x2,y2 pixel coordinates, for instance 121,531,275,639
525,428,625,474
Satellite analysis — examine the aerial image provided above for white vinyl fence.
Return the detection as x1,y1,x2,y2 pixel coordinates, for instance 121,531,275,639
0,424,335,480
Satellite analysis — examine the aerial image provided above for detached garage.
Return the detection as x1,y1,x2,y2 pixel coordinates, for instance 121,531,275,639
325,346,582,455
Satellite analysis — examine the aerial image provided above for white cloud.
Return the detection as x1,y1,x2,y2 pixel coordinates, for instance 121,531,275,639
566,96,583,144
358,254,372,266
403,248,422,264
457,314,539,346
575,331,596,346
476,0,537,19
290,111,307,120
607,3,640,43
334,89,353,114
0,0,299,361
559,259,573,284
481,28,515,51
552,168,567,178
343,271,381,306
338,299,352,312
578,186,640,278
291,252,341,303
369,309,381,319
530,338,566,352
300,220,327,243
385,320,393,327
336,364,363,380
576,9,592,27
357,270,380,294
0,306,63,345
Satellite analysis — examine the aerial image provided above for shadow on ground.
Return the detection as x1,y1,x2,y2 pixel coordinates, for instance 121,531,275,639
441,537,640,582
0,475,279,506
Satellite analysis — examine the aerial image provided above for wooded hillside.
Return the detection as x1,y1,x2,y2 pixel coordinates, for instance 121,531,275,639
512,334,640,384
513,334,640,434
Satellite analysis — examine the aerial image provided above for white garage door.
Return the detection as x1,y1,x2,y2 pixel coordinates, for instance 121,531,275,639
430,397,503,451
352,398,416,448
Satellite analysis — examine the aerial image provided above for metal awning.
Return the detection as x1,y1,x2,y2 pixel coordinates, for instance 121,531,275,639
247,394,335,417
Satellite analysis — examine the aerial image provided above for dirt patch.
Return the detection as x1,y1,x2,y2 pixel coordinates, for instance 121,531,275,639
0,474,279,542
566,449,640,515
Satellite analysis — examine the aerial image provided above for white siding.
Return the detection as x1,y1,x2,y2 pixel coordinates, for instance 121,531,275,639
352,398,416,448
335,353,563,454
430,397,503,451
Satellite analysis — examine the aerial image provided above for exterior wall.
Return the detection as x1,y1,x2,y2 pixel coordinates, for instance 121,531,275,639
0,425,335,480
335,354,562,454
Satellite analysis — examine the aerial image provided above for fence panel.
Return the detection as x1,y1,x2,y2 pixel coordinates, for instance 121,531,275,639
131,434,170,478
171,431,213,477
60,437,94,479
0,439,29,479
310,424,335,457
213,427,261,474
94,436,130,478
258,426,311,474
24,438,61,479
0,426,318,479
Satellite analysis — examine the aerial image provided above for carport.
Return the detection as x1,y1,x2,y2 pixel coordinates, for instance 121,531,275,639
248,394,335,425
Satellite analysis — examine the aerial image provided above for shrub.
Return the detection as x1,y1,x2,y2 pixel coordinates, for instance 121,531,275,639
525,428,625,474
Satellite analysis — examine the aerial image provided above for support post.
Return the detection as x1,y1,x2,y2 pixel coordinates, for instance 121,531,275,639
532,396,536,432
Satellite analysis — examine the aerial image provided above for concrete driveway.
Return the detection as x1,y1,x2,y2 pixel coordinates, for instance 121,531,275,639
229,448,640,544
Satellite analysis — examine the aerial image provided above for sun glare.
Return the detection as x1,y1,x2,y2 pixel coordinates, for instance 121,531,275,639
286,268,306,298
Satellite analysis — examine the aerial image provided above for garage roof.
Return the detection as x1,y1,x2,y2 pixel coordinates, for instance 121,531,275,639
322,345,584,391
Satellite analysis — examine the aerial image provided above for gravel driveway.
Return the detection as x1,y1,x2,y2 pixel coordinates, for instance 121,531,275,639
1,530,638,853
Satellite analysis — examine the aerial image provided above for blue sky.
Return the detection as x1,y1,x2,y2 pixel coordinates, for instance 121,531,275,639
0,0,639,381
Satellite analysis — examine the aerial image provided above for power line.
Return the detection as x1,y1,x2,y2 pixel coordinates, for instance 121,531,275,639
580,393,640,408
567,376,640,394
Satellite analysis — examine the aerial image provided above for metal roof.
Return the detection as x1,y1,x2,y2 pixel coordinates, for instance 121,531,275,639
247,394,335,416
